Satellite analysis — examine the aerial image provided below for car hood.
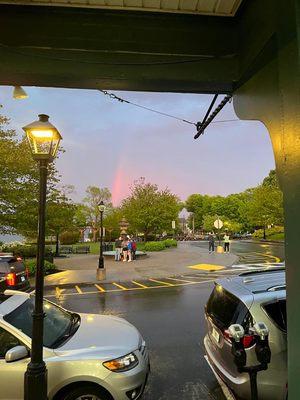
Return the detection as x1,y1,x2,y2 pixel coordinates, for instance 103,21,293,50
53,313,141,360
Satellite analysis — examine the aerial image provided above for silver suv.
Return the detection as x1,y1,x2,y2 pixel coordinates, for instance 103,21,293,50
204,267,287,400
0,290,149,400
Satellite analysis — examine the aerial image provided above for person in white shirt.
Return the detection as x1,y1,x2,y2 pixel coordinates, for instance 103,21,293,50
223,233,230,253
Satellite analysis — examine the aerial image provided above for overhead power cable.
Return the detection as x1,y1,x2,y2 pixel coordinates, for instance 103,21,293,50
99,90,239,130
99,90,196,125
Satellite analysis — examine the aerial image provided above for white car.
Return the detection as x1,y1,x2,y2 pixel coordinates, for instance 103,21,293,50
0,290,149,400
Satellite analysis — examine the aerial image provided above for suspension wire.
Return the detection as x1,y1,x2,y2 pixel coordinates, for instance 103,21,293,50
194,95,232,139
99,90,239,129
99,90,196,125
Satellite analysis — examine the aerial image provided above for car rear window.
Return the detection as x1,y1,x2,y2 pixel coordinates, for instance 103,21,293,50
263,300,287,332
206,284,251,330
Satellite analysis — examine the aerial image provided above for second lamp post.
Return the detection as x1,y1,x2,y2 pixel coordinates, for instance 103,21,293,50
97,200,106,280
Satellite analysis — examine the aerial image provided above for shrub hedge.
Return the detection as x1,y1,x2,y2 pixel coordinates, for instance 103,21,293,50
0,244,53,262
143,241,166,251
163,239,177,248
25,260,57,276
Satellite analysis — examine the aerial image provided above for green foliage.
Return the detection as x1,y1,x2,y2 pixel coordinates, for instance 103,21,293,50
60,231,80,245
0,244,53,260
245,184,283,228
121,178,180,239
253,226,284,240
82,186,112,241
143,241,166,251
103,207,124,239
163,239,178,247
25,259,57,276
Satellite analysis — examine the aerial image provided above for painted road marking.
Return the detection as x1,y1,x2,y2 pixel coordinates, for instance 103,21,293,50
132,280,148,288
75,285,83,294
55,287,65,298
95,284,105,292
188,264,225,271
45,279,216,298
148,278,174,286
167,277,197,283
112,282,128,290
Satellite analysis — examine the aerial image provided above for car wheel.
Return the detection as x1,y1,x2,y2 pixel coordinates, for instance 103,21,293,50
61,385,109,400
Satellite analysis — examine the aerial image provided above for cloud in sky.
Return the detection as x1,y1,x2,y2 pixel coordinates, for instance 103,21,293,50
1,86,275,204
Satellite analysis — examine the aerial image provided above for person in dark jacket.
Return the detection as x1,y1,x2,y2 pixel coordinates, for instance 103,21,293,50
131,239,137,260
208,233,215,254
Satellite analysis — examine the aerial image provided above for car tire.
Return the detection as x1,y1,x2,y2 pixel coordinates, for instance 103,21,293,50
61,385,109,400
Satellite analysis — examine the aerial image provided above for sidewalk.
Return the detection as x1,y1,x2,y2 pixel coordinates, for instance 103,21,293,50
43,242,238,287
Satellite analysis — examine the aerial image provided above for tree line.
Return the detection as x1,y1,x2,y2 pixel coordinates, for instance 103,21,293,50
0,107,284,244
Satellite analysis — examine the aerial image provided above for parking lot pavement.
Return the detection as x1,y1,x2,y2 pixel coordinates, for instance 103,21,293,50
49,279,226,400
44,270,242,299
44,243,238,288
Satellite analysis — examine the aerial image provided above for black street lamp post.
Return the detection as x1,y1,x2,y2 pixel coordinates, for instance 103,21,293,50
23,114,62,400
97,201,106,279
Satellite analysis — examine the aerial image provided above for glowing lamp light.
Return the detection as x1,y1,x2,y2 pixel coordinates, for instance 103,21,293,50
13,85,28,99
23,114,62,161
98,201,106,213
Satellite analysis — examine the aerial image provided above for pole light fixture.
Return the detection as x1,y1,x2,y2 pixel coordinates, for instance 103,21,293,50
22,114,62,400
97,201,106,280
13,85,28,99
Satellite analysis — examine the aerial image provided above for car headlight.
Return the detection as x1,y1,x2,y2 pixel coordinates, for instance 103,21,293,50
103,352,139,372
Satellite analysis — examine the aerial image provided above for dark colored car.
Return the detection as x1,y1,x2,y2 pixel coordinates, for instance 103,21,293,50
0,254,30,291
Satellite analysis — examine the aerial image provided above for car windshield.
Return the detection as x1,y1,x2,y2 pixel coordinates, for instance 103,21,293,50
4,297,80,348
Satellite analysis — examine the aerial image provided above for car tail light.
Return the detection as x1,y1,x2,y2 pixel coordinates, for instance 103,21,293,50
242,334,256,348
6,272,17,286
223,331,255,348
223,329,231,343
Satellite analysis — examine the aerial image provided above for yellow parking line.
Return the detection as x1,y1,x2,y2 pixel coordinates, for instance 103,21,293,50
95,284,105,292
113,282,128,290
252,252,281,263
167,277,196,283
75,285,83,294
188,264,225,271
148,278,174,286
55,287,65,298
132,280,148,288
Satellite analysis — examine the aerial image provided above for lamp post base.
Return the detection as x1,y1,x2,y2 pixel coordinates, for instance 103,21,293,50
97,268,106,280
24,362,47,400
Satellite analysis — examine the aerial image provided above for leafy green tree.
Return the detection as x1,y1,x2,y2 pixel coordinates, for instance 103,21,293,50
245,184,284,230
121,178,180,240
103,207,124,240
82,186,112,242
0,107,60,237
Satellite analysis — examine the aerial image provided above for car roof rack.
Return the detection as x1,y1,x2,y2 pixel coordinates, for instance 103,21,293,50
267,284,286,292
238,267,285,277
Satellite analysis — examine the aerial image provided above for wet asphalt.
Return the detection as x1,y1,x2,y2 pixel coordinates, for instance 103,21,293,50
53,283,224,400
49,240,285,400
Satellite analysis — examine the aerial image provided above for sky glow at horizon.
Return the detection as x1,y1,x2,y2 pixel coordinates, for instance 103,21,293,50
0,86,275,205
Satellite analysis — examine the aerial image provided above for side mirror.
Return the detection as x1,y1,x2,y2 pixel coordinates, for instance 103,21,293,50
5,345,29,363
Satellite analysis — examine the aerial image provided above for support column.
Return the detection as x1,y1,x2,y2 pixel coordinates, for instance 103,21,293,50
233,6,300,397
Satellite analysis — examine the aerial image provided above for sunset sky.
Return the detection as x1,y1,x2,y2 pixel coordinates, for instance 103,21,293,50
1,86,275,205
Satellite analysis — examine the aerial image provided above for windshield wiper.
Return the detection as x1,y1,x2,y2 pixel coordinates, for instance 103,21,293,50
49,313,81,348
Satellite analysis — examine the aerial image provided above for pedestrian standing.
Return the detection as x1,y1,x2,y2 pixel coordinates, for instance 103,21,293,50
114,236,122,261
208,233,215,254
127,238,132,262
224,233,230,253
131,239,137,260
122,237,128,262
